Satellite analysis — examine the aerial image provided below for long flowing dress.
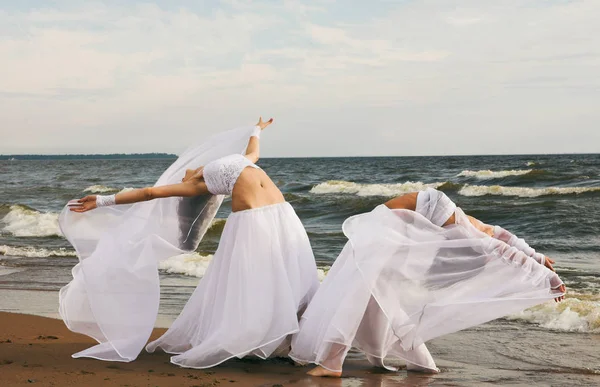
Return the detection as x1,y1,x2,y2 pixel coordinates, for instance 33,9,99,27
59,126,319,364
145,153,320,369
146,201,319,368
290,188,564,372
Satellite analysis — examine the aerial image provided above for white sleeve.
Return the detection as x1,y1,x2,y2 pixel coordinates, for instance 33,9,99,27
250,125,261,138
96,194,116,207
493,226,545,264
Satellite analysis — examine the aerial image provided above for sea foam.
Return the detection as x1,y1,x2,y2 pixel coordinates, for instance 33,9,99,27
310,180,444,197
310,180,600,198
1,203,223,240
1,205,62,237
83,185,119,193
0,245,76,258
159,252,330,281
508,295,600,333
457,169,533,179
459,184,600,198
158,253,214,278
84,186,135,194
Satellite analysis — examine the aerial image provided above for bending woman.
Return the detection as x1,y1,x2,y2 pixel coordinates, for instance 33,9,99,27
61,118,319,367
290,187,565,377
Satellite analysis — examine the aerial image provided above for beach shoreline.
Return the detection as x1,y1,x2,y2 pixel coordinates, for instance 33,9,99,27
1,312,443,387
2,311,600,386
0,312,600,387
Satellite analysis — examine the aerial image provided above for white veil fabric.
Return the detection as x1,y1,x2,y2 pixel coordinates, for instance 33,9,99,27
58,126,256,362
345,205,564,350
415,187,456,227
290,203,564,372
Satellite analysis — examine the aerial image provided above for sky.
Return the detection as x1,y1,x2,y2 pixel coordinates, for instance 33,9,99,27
1,0,599,157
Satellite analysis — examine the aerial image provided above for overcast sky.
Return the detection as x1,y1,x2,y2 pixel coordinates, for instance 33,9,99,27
1,0,599,157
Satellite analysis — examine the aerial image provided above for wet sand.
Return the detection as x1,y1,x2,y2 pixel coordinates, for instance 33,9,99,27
1,312,599,386
0,312,437,386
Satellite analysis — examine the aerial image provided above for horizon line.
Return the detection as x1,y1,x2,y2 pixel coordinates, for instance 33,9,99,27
1,152,599,159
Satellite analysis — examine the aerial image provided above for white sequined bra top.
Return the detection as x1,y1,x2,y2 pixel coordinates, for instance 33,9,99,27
203,154,260,195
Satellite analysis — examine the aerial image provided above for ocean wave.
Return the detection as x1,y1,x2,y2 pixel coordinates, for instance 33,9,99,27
526,161,539,167
159,252,329,281
459,184,600,198
508,294,600,333
317,267,329,282
83,185,119,193
158,253,214,278
208,218,227,231
0,203,224,240
0,267,23,276
0,244,76,258
310,180,444,197
457,169,533,179
83,186,135,194
1,205,62,237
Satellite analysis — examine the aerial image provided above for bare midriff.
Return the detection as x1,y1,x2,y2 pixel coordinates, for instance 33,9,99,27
230,167,285,212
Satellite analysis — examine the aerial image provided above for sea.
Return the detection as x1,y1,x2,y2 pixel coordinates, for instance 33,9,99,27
1,154,599,385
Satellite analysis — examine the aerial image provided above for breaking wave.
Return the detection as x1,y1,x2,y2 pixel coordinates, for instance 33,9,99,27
310,180,444,197
459,184,600,198
457,169,534,179
0,244,76,258
309,180,600,199
508,294,600,333
1,204,225,239
159,252,329,281
83,185,119,193
0,205,62,237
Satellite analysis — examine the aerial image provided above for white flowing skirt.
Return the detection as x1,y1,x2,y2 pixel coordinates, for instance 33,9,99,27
58,126,261,362
146,202,320,369
290,205,564,372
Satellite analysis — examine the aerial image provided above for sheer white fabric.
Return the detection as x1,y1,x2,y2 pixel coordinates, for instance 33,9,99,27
58,126,257,362
203,154,259,195
493,226,546,264
251,125,262,138
290,204,564,373
415,187,456,227
146,202,319,368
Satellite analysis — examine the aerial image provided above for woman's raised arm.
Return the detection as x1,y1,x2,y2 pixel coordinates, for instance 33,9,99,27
244,117,273,163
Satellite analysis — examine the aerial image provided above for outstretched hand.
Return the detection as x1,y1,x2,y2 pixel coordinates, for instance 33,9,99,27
544,256,556,272
68,195,97,213
256,116,274,130
544,256,564,302
555,284,566,303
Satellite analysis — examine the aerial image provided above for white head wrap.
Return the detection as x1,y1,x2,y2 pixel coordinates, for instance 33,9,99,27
415,188,457,227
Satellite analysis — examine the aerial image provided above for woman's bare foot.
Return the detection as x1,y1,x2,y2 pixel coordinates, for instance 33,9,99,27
307,365,342,377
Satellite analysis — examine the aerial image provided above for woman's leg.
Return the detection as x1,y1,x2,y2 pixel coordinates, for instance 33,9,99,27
306,344,347,377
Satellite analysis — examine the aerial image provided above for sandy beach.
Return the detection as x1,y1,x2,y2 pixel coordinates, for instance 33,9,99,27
2,311,600,386
0,312,445,387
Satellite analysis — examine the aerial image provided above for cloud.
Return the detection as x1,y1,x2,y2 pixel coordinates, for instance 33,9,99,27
0,0,599,155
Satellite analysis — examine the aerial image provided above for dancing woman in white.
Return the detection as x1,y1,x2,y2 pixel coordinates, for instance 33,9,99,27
290,188,566,377
61,118,319,367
